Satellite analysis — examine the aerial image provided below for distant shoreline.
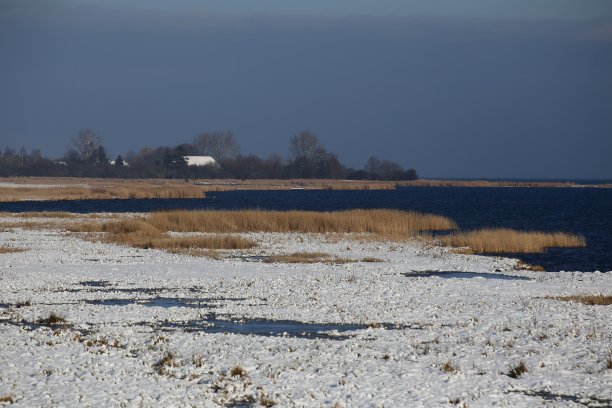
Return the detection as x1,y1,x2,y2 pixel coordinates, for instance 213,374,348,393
0,177,611,202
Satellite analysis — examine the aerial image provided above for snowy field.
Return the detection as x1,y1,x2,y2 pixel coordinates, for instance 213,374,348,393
0,215,611,407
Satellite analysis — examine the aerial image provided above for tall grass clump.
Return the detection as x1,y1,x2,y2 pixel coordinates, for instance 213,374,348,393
506,360,528,378
146,209,456,238
440,228,585,254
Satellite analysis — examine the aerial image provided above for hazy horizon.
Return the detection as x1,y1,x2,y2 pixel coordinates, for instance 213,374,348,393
1,0,611,179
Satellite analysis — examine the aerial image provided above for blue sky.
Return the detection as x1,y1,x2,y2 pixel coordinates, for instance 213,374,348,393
1,0,611,178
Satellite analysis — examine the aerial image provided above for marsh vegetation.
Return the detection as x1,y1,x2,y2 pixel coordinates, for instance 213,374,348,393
440,228,586,254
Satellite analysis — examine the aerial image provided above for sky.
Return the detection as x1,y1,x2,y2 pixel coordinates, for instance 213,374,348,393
1,0,611,179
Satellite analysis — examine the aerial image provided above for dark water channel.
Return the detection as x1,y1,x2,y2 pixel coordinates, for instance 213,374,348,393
2,186,610,271
159,316,369,340
404,271,532,281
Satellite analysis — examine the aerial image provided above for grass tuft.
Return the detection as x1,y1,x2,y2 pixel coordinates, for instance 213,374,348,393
506,360,528,378
229,365,247,378
440,228,585,254
153,352,179,374
15,300,32,308
514,260,545,271
0,395,15,404
361,257,384,263
37,312,66,325
259,394,276,407
442,361,457,373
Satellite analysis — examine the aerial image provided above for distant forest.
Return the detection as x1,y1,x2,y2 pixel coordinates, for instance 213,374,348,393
0,130,417,181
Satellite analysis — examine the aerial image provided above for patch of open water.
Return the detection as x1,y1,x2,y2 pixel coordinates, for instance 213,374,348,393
404,271,532,281
158,316,367,340
84,297,225,308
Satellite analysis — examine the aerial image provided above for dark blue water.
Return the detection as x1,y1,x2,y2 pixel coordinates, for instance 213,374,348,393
404,271,532,281
1,187,610,272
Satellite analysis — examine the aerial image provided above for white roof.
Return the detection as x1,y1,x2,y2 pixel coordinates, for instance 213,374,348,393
184,156,218,167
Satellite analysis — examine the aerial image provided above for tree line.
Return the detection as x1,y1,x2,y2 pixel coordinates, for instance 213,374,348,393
0,129,417,181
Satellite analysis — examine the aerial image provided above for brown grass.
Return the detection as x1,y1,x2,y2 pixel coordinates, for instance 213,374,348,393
67,217,256,255
361,257,385,262
550,295,612,306
506,360,528,378
62,209,453,255
0,178,399,201
111,234,256,254
37,312,66,325
2,177,609,203
396,179,612,188
264,252,354,264
0,178,208,201
440,228,586,254
153,352,179,374
514,260,545,271
14,212,80,218
441,361,457,373
145,209,456,237
229,365,247,378
0,246,26,254
0,395,14,404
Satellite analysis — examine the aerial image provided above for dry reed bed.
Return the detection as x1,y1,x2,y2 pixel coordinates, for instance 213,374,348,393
4,176,609,202
0,185,207,201
0,247,26,254
549,295,612,306
63,209,454,257
264,252,384,264
0,178,398,201
396,180,612,188
8,212,106,219
264,252,354,264
440,228,586,254
144,209,456,237
67,218,256,255
194,179,398,191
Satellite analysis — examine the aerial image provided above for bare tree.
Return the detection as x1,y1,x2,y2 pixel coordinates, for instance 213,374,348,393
31,149,43,165
289,131,320,161
364,156,381,178
70,129,104,163
192,131,239,161
364,155,407,180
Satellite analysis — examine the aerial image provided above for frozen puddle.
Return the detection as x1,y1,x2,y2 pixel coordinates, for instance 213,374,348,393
85,297,225,308
156,314,372,340
82,296,417,339
80,280,113,287
404,271,532,281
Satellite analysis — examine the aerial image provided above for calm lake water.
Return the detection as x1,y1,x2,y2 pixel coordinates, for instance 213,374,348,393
1,187,610,272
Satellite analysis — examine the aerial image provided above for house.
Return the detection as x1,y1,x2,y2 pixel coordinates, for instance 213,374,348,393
110,160,129,167
184,156,219,167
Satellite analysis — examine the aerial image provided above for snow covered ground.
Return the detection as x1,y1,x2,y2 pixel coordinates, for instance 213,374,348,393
0,215,610,407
